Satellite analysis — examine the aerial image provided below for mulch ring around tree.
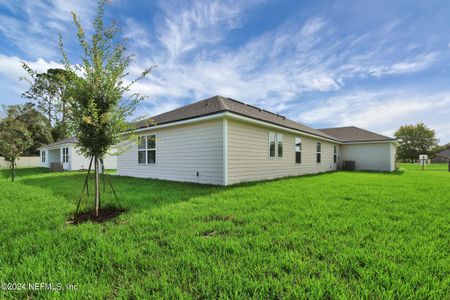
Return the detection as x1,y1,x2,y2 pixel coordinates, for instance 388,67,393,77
67,207,126,225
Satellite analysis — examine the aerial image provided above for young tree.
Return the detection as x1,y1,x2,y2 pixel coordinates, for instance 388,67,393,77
60,0,153,216
0,106,33,182
394,123,439,162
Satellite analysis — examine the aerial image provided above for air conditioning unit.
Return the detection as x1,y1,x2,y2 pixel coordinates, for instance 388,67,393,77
343,160,355,171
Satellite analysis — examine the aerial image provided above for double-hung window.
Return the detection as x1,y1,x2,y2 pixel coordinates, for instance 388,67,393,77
269,132,276,158
295,137,302,164
41,150,46,163
333,145,337,163
269,132,283,158
138,134,156,164
62,147,69,163
316,142,321,163
277,134,283,157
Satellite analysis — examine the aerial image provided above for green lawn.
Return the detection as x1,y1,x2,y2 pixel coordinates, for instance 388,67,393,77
0,165,449,299
399,162,448,172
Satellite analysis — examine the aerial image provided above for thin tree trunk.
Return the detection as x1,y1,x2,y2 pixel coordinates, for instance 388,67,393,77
11,159,15,182
48,101,52,125
94,156,100,217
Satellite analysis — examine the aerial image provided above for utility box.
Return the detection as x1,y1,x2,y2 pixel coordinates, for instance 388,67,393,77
50,162,64,172
343,160,355,171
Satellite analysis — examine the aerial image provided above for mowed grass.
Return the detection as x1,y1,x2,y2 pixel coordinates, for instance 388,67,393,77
0,165,449,299
399,162,448,172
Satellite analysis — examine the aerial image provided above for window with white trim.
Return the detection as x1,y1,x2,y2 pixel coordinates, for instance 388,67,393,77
333,145,337,163
269,132,276,158
269,132,283,158
277,133,283,157
138,134,156,164
316,142,321,163
62,147,69,163
295,137,302,164
41,150,46,163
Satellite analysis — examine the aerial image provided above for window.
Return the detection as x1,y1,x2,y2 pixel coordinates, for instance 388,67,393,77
62,147,69,163
41,150,46,163
295,137,302,164
138,134,156,164
316,142,321,163
333,145,337,163
269,132,276,158
269,132,283,158
277,133,283,157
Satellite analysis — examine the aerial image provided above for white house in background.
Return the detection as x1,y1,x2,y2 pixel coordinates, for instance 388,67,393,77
38,137,117,171
117,95,398,186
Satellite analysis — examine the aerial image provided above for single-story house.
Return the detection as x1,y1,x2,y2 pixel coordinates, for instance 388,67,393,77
117,95,397,186
38,137,117,171
431,148,450,163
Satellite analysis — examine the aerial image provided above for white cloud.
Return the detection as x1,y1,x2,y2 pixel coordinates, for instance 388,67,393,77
124,8,438,119
0,0,97,58
0,54,62,104
368,53,437,77
155,0,250,61
298,90,450,142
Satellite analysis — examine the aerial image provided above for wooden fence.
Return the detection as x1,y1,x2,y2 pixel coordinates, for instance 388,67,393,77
0,156,40,168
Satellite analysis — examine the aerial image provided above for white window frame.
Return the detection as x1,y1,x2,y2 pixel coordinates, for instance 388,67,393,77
62,147,69,163
268,132,283,159
295,137,302,164
138,134,157,165
41,150,46,163
269,132,276,158
316,142,321,163
277,133,283,158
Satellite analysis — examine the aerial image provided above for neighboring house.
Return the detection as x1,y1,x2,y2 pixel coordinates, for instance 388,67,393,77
431,149,450,163
117,96,398,186
38,137,117,171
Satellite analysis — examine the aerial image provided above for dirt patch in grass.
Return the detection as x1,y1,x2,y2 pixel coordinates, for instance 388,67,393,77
68,207,126,225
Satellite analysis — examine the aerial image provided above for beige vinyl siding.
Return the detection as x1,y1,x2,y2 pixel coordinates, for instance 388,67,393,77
117,119,224,185
340,143,395,171
227,119,338,185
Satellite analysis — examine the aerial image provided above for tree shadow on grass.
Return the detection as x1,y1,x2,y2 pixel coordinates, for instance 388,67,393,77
19,171,224,214
0,167,49,180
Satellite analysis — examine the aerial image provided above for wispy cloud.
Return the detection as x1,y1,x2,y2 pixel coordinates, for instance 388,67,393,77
125,8,438,117
0,54,62,104
0,0,97,58
298,89,450,141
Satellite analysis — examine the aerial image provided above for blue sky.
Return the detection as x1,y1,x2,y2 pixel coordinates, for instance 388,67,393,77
0,0,449,143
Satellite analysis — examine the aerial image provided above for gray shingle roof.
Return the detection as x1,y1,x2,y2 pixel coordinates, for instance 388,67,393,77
318,126,395,143
436,149,450,158
41,136,78,148
134,95,338,141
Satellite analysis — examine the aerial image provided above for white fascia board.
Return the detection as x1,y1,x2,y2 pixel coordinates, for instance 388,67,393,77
129,112,229,134
343,140,398,145
130,111,342,144
46,143,75,151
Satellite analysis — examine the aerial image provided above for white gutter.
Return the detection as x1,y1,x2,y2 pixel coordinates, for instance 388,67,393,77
342,140,399,146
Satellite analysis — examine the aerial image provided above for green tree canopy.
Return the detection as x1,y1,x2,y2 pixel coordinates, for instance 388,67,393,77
13,102,53,155
0,105,33,181
394,123,439,162
21,67,74,140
